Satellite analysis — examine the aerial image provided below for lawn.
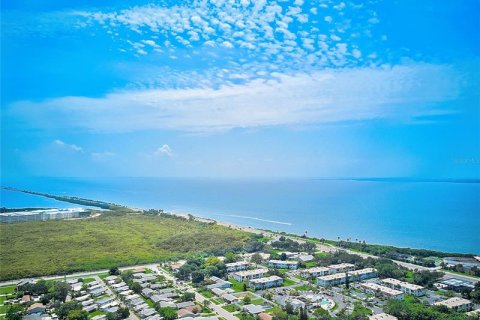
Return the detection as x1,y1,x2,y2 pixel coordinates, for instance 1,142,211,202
228,279,248,292
282,278,296,287
0,286,15,295
88,310,106,319
0,214,250,280
294,284,311,291
223,304,237,312
250,299,264,305
305,261,316,268
0,305,7,314
82,278,97,284
200,290,214,298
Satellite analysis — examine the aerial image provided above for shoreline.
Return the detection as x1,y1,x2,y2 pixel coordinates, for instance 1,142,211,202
2,186,479,257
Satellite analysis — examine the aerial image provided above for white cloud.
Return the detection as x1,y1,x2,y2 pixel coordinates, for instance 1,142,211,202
154,144,174,157
53,140,83,152
91,151,116,161
10,63,463,133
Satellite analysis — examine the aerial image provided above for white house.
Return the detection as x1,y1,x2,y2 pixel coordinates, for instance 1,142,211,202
225,261,250,272
434,297,473,312
381,278,425,297
249,276,284,290
267,260,298,270
233,268,268,282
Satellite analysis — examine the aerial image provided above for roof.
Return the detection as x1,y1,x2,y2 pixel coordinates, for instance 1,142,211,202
258,313,273,320
243,304,264,314
434,297,472,308
225,261,249,267
250,276,283,284
360,282,403,296
369,313,398,320
178,309,194,318
382,278,424,291
298,255,314,262
221,293,237,302
234,268,268,277
304,267,330,274
328,263,355,269
268,260,298,265
176,301,195,309
27,304,46,313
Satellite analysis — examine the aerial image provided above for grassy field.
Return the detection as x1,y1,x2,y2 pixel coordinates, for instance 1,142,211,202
0,214,250,280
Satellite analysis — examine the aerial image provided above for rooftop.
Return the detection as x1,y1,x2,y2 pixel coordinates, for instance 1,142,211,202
234,268,268,277
434,297,472,308
250,276,283,284
382,278,424,291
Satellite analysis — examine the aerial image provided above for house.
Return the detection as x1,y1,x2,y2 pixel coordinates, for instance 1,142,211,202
273,296,304,309
206,276,232,289
243,304,264,315
221,293,237,304
360,283,404,300
434,297,473,312
437,278,475,292
81,299,95,307
233,268,268,282
381,279,425,297
159,301,177,309
96,297,115,307
297,254,314,262
145,315,162,320
249,276,283,290
104,276,118,282
258,313,273,320
317,268,377,287
141,308,157,318
176,301,195,309
267,260,298,270
225,261,250,272
75,294,91,302
90,288,106,297
327,263,355,273
178,309,195,318
302,267,331,279
21,295,32,304
83,304,98,313
369,313,398,320
142,288,155,298
26,304,46,314
151,294,166,303
211,288,225,296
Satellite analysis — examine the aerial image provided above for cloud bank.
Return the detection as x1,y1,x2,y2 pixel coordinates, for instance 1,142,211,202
9,63,463,133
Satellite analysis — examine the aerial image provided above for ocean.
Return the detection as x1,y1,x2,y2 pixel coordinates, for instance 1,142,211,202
1,177,479,254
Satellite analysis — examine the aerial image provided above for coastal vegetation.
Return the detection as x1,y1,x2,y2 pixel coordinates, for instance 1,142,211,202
0,213,250,280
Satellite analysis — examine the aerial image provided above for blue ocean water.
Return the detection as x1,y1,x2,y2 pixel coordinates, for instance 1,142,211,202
1,177,479,254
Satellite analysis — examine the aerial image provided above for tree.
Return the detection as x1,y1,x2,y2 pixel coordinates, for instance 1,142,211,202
205,257,222,266
280,253,288,261
109,266,120,276
33,280,49,295
54,281,70,302
225,252,237,263
131,282,142,294
250,253,263,264
243,283,248,291
312,308,332,320
106,312,117,320
345,273,350,289
159,307,177,320
57,301,82,320
243,296,251,304
181,292,195,302
191,271,204,284
67,309,88,320
298,307,308,320
6,305,24,320
285,302,294,315
117,307,130,319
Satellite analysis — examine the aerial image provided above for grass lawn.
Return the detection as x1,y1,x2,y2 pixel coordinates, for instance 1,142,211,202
405,271,414,283
0,286,15,295
88,310,106,319
0,296,6,304
144,298,155,308
282,278,296,287
250,299,264,305
228,279,247,292
82,278,97,284
211,298,222,305
200,290,214,298
0,305,8,314
294,284,311,291
0,214,250,280
223,304,237,312
305,261,316,268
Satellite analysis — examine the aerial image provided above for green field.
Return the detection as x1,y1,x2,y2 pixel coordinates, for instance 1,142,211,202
0,286,15,295
0,214,250,280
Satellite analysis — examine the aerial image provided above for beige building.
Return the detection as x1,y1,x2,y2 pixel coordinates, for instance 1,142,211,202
434,297,473,312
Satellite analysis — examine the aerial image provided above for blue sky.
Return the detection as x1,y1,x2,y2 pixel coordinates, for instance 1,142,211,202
1,0,479,178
